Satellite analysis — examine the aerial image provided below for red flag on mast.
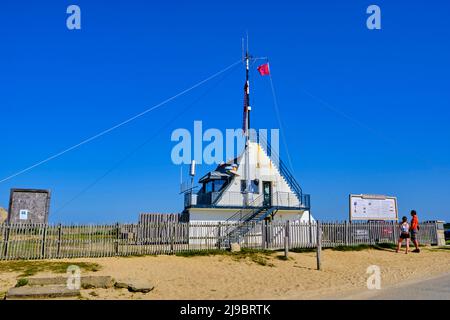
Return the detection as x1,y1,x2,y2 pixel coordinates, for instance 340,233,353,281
257,63,270,76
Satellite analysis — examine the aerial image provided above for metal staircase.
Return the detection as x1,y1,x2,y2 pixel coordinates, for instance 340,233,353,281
224,208,277,244
247,207,278,223
220,133,310,244
221,194,277,243
224,194,265,223
232,207,277,242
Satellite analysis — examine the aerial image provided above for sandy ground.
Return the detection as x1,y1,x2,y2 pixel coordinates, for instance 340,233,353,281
1,247,449,300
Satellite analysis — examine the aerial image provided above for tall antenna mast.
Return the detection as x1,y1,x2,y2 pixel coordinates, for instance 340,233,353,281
244,33,252,204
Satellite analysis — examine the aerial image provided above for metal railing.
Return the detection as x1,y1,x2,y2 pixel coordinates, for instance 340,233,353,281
273,191,301,207
255,133,309,209
185,191,224,207
214,191,249,207
225,194,266,223
187,190,309,210
187,190,308,209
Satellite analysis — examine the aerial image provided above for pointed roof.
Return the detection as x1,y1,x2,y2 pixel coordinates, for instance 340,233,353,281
198,154,243,183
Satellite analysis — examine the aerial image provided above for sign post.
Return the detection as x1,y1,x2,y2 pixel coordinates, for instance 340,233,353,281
316,221,322,271
349,194,398,221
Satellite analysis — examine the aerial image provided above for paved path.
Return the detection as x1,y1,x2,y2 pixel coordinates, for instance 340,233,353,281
341,273,450,300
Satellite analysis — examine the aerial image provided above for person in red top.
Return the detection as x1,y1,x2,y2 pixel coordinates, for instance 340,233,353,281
410,210,420,253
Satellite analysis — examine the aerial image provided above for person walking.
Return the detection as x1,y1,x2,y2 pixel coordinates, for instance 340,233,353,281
410,210,420,253
396,216,410,254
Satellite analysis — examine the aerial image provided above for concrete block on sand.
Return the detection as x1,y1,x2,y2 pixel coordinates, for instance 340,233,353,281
231,243,241,252
114,282,129,289
27,276,114,289
80,276,114,289
6,285,80,300
115,280,154,293
128,281,154,293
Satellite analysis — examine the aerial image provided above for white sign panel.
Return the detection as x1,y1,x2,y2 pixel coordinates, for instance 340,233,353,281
349,195,398,221
19,209,29,220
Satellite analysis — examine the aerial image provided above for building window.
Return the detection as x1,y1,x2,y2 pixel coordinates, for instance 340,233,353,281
204,180,227,193
205,182,213,193
240,180,259,193
213,180,226,192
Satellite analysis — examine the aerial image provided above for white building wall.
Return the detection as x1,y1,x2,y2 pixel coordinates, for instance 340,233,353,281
187,216,317,247
188,209,314,224
216,142,299,207
187,141,312,224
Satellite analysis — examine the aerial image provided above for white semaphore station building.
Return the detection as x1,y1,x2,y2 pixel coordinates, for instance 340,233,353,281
182,132,312,225
181,48,312,228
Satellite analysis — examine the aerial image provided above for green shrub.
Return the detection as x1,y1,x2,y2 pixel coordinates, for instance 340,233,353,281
332,244,372,251
15,278,29,287
0,261,101,277
175,249,224,257
289,247,316,253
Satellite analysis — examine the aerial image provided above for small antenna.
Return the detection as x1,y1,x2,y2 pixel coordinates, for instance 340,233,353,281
180,165,183,184
241,37,245,63
180,161,196,194
189,160,196,193
246,30,249,56
189,160,196,177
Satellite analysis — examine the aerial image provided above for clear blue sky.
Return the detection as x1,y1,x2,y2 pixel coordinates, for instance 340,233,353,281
0,0,449,223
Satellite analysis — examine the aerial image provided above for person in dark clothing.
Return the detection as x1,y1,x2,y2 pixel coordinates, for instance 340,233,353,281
396,216,410,254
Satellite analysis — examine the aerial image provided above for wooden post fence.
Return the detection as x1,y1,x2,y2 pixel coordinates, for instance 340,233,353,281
3,224,10,259
284,220,289,258
217,222,222,250
345,220,349,246
115,223,120,255
261,220,267,250
0,221,442,261
41,224,47,259
308,211,313,243
316,221,322,271
170,222,176,254
56,223,62,258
